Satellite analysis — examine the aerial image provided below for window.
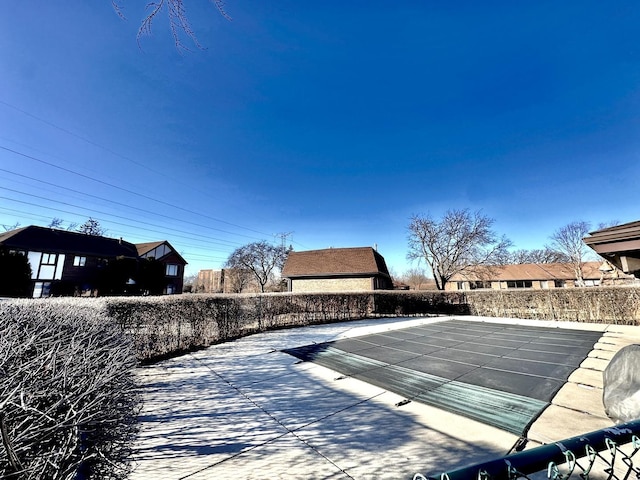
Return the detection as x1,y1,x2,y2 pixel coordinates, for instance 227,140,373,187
166,264,178,276
554,280,566,288
507,280,532,289
73,256,86,267
471,281,491,289
33,281,52,298
38,253,60,280
41,253,57,265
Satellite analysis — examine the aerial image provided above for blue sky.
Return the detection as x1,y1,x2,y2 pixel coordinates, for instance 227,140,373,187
1,1,640,277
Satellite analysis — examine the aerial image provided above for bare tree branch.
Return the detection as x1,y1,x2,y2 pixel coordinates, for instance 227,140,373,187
506,247,570,264
225,241,290,293
407,209,512,290
548,220,593,286
76,218,106,236
113,0,232,52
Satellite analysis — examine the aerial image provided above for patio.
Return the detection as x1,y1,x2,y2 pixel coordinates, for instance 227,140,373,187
129,315,640,479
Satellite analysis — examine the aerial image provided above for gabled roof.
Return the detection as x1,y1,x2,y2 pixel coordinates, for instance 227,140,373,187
135,240,187,265
451,262,603,282
0,225,139,258
282,247,391,278
136,241,166,255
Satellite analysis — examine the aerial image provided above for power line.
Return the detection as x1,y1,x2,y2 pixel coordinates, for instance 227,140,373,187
0,100,305,257
0,207,232,268
0,99,280,239
0,167,263,242
0,144,272,239
0,99,194,185
0,194,242,252
0,134,180,204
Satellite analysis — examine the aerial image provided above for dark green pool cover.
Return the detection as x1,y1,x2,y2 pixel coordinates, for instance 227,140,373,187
283,319,603,436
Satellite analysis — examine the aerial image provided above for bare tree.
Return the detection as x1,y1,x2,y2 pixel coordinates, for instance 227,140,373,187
407,209,512,290
548,221,594,287
507,247,570,264
77,217,106,236
2,222,20,232
224,268,253,293
47,217,64,229
182,273,197,293
47,218,79,231
112,0,231,51
225,241,290,293
398,267,432,290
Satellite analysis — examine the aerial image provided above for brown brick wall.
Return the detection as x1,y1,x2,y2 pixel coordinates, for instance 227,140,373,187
197,269,224,293
291,277,373,293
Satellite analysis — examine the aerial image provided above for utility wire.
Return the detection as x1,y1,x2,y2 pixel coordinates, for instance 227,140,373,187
0,101,308,250
0,101,306,252
0,99,176,178
0,134,180,205
0,207,231,265
0,167,261,242
0,99,277,238
0,144,271,238
0,194,241,252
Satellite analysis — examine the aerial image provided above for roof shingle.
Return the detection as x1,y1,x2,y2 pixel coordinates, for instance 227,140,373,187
0,226,139,258
451,262,604,282
282,247,390,278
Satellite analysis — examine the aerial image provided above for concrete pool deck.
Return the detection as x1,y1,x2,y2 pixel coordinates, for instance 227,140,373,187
129,316,640,479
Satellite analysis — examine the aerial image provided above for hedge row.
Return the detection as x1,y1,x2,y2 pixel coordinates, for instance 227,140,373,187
105,293,376,362
105,288,640,362
0,299,138,480
460,286,640,324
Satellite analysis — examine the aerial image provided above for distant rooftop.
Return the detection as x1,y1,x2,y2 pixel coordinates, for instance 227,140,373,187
282,247,391,278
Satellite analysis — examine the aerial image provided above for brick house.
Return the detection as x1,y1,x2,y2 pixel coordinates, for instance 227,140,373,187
445,261,626,291
0,225,186,297
195,268,267,294
281,247,393,293
196,269,225,293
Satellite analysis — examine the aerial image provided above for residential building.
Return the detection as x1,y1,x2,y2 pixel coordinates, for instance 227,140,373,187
281,246,393,293
195,268,271,294
136,241,187,295
445,261,630,291
584,220,640,278
196,269,225,293
0,225,186,297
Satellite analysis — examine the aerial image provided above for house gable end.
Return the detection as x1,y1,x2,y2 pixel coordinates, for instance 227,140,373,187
136,241,187,265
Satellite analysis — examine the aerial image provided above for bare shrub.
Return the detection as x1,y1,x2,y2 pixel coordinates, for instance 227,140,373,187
0,298,139,480
463,287,640,324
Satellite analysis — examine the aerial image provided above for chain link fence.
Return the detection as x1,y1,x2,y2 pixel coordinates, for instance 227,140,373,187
415,420,640,480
